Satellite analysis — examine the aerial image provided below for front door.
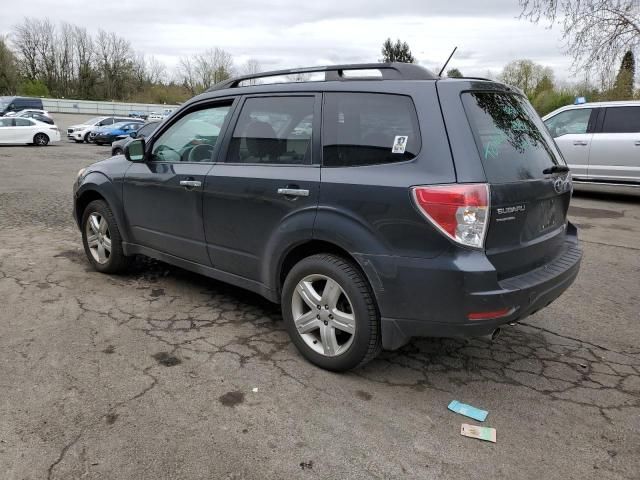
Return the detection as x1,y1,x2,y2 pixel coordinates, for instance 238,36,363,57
544,107,595,178
123,101,235,265
203,94,321,282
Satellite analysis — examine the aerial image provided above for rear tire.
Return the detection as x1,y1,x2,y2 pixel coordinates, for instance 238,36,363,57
33,133,49,146
81,200,130,274
282,253,381,371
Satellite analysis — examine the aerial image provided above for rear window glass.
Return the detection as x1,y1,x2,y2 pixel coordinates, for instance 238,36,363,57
323,93,420,167
462,92,561,183
602,106,640,133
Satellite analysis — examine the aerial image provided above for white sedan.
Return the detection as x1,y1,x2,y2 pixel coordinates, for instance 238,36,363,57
6,108,50,117
0,117,61,146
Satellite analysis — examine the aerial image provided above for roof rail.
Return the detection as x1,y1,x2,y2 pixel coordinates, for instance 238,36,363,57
207,62,437,91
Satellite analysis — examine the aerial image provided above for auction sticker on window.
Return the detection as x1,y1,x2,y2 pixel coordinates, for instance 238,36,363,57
392,135,408,154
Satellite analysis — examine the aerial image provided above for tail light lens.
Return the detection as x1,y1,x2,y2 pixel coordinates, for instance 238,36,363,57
411,183,490,249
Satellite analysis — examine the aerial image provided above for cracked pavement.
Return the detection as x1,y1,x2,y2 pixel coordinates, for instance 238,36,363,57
1,114,639,479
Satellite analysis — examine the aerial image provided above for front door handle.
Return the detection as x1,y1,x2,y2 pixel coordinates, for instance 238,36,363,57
634,141,640,146
180,180,202,189
573,141,588,146
277,188,309,197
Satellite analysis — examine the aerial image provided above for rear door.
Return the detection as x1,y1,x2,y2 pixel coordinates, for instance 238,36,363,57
543,107,596,178
439,82,572,279
203,94,321,282
588,106,640,182
14,118,36,143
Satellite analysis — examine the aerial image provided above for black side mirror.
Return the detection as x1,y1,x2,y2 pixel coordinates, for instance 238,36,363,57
125,138,146,162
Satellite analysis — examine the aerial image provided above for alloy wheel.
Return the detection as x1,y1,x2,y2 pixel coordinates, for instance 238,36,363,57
85,212,112,264
291,274,356,357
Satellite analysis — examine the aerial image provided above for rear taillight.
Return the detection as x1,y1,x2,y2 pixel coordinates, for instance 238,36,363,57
411,183,490,249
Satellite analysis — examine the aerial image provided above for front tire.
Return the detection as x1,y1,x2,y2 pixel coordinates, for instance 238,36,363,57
282,254,381,371
112,148,123,156
33,133,49,146
81,200,130,274
84,132,91,143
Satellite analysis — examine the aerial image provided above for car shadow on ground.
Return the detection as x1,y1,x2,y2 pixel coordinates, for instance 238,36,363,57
115,254,640,418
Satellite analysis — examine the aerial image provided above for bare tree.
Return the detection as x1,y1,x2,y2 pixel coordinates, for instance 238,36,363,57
520,0,640,75
177,55,198,94
178,47,233,94
500,59,554,96
71,25,95,98
241,58,262,84
95,30,135,99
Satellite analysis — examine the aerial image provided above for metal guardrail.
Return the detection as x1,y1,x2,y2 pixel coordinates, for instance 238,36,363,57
41,98,179,116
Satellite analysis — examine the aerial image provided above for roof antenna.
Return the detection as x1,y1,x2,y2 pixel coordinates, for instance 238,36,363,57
438,46,458,77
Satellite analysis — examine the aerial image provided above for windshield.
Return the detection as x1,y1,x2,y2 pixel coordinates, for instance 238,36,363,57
0,97,10,110
83,117,104,125
462,91,563,183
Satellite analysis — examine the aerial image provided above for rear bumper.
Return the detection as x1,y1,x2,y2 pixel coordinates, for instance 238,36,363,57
357,223,582,350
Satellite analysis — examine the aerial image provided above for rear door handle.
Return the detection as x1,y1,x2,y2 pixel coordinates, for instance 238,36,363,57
277,188,309,197
573,141,588,146
634,141,640,146
180,180,202,188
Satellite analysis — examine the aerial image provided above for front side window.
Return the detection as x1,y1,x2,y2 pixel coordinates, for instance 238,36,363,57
462,91,561,183
601,106,640,133
0,118,13,127
544,108,592,137
151,104,231,163
137,123,158,138
322,93,421,167
227,96,314,165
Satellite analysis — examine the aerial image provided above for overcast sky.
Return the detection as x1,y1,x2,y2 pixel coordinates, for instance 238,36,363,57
0,0,574,80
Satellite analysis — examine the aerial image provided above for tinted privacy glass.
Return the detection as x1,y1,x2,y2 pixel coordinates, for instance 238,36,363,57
323,93,420,167
228,96,314,165
601,106,640,133
544,108,591,137
462,92,560,183
151,105,231,162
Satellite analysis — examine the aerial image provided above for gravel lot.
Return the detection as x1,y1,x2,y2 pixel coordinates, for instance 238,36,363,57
1,113,639,480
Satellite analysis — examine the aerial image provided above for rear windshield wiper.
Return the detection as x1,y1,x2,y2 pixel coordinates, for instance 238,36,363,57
543,164,570,175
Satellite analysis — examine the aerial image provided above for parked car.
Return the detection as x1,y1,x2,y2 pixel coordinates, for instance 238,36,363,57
111,121,160,156
0,96,44,116
14,110,54,125
73,63,582,371
67,116,142,143
147,112,164,121
0,117,60,145
6,108,50,117
543,101,640,184
129,111,148,120
90,121,143,145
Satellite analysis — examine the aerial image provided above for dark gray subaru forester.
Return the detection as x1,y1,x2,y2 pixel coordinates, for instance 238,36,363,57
73,63,582,371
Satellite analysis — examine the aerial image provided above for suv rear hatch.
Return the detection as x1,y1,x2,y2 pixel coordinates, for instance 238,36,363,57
439,81,572,279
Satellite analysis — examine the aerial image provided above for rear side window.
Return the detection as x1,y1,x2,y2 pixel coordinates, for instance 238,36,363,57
15,118,33,126
322,93,421,167
462,92,561,183
601,107,640,133
227,96,314,165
